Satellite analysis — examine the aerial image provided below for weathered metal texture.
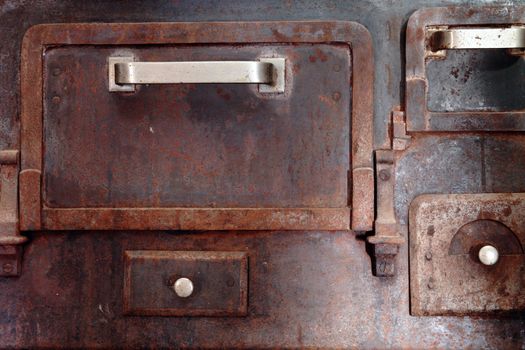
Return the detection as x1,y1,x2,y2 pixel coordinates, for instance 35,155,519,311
19,21,374,232
0,230,522,349
394,134,525,225
409,193,525,315
124,250,248,316
0,1,523,349
406,6,525,131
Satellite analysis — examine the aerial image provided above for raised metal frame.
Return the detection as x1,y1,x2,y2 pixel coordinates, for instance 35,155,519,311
19,21,374,232
406,7,525,132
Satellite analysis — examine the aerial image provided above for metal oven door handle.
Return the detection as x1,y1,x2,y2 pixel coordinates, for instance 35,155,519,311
108,56,285,93
429,26,525,51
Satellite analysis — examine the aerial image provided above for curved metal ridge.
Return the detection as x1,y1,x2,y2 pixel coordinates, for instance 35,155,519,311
429,26,525,51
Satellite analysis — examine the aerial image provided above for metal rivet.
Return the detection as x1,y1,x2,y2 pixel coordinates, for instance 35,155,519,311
52,96,61,104
427,279,435,290
478,245,499,266
425,252,432,261
332,91,341,101
173,277,194,298
2,263,13,273
378,169,390,181
333,64,341,72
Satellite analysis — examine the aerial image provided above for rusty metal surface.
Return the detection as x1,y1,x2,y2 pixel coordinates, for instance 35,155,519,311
0,230,522,349
394,134,525,225
43,44,350,209
19,21,374,231
409,193,525,315
405,6,525,131
0,0,524,349
124,250,248,316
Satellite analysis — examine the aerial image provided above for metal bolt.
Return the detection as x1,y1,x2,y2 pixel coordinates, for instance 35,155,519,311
2,263,13,273
425,252,432,261
173,277,194,298
478,245,499,266
378,169,390,181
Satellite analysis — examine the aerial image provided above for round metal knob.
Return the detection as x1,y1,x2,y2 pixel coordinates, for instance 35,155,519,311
478,245,499,266
173,277,194,298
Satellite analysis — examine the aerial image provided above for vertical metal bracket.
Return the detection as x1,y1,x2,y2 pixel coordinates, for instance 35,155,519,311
0,150,27,277
368,150,404,277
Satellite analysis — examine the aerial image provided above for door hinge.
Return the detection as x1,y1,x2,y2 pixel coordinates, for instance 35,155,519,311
367,107,408,277
0,150,27,277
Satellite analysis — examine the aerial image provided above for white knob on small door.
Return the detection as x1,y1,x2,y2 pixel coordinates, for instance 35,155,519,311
478,245,499,266
173,277,194,298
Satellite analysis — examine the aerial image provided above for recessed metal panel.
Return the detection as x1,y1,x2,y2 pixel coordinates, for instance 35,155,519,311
124,250,248,316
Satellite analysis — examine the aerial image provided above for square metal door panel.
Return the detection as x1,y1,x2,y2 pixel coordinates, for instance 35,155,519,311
19,21,374,231
409,193,525,315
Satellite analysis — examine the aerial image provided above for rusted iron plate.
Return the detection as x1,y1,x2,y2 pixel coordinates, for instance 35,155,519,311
1,229,523,348
43,45,350,208
409,193,525,315
20,21,374,231
124,251,248,316
406,6,525,131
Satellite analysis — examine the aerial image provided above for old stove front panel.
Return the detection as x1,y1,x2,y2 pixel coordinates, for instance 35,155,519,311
409,193,525,315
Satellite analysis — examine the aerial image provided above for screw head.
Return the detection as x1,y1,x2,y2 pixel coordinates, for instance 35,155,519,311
378,169,390,181
478,245,499,266
173,277,194,298
427,279,435,290
2,263,13,273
